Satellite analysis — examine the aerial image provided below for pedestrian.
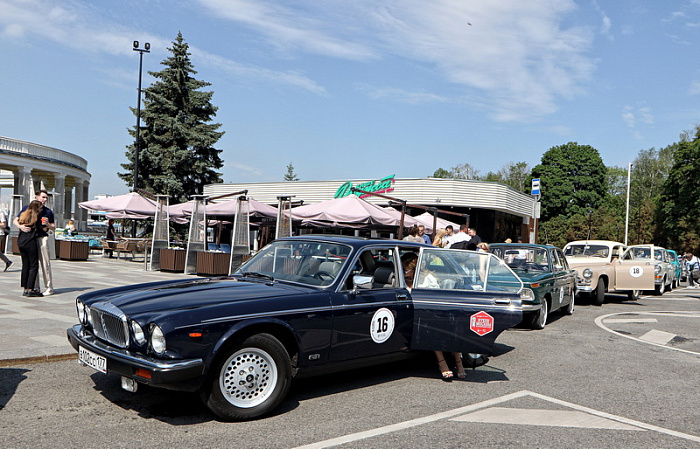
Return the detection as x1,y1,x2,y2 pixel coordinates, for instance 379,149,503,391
402,225,424,243
105,219,117,257
0,208,13,271
466,227,482,250
445,224,469,249
17,200,43,297
418,225,432,245
14,190,55,295
432,228,447,247
685,252,699,288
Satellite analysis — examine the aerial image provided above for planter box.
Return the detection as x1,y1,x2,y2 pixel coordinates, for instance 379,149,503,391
160,248,186,272
57,240,89,261
196,251,230,276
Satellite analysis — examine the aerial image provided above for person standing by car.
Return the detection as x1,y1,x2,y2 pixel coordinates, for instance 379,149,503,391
17,201,43,297
0,208,13,271
685,252,699,288
14,190,55,295
466,228,482,250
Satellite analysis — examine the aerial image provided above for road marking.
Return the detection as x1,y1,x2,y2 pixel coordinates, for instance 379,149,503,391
639,329,676,345
603,318,657,324
452,406,642,430
292,391,700,448
596,311,700,356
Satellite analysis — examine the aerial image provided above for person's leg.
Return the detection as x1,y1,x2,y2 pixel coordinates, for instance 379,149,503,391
20,249,30,291
36,236,53,292
26,241,40,295
453,352,466,379
435,350,453,380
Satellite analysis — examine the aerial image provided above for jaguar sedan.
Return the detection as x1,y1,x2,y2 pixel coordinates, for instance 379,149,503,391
490,243,576,329
67,236,524,420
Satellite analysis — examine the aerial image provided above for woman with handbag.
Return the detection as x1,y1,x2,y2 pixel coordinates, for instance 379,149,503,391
18,200,44,297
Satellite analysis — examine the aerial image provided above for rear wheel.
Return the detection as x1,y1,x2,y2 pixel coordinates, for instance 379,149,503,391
204,333,292,421
593,278,605,306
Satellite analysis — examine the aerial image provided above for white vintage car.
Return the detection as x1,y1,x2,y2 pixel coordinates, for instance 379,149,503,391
563,240,655,305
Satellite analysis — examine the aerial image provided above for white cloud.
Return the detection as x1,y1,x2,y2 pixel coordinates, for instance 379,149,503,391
357,85,450,105
198,0,597,122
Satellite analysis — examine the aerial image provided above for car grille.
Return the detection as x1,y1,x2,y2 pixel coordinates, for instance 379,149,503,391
89,302,130,348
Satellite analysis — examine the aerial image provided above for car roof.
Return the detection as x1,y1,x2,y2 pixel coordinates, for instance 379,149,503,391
490,243,561,250
564,240,625,246
276,234,430,249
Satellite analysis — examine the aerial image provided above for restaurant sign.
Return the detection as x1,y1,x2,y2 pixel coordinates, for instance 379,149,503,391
334,175,396,199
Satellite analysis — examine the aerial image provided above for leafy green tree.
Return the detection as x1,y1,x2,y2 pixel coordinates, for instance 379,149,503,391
659,126,700,252
531,142,607,221
431,168,451,178
119,32,224,202
284,162,299,181
430,164,479,179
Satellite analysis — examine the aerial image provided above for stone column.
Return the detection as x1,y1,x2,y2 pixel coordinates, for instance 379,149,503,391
74,180,84,227
53,173,66,228
15,167,33,206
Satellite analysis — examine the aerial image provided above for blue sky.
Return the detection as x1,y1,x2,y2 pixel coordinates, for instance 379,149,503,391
1,0,699,197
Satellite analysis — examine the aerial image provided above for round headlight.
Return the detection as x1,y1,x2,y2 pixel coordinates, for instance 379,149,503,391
150,324,166,354
131,321,146,345
582,268,593,279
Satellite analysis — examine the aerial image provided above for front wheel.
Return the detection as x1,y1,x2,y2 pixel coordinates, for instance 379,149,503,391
627,290,641,301
530,298,548,330
204,333,292,421
593,278,606,306
655,279,666,295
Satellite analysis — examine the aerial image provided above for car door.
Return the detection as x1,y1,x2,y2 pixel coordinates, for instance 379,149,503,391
552,248,575,309
409,248,523,355
615,250,655,291
328,245,414,362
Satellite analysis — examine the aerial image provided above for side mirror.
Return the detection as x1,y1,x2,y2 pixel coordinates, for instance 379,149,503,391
353,274,374,291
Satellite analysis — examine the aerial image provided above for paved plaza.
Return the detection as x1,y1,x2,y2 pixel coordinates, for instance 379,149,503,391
0,251,201,364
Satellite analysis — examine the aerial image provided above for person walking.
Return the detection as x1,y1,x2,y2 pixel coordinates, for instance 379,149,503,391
685,252,699,288
17,200,43,297
15,190,55,295
0,208,13,271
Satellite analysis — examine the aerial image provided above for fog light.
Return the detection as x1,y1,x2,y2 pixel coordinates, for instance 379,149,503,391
121,376,138,393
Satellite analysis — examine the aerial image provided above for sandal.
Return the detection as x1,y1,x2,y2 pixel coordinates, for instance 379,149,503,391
455,360,467,379
437,358,453,381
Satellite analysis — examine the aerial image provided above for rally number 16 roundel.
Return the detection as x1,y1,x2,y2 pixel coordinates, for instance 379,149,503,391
370,308,395,344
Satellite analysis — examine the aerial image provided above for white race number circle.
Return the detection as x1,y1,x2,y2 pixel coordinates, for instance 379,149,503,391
370,308,395,344
629,266,644,278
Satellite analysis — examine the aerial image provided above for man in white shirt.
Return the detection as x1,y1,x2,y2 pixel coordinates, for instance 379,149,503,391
0,209,13,271
445,224,470,249
685,253,699,288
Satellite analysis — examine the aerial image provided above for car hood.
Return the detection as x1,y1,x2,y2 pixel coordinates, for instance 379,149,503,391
81,277,316,316
510,270,550,283
566,257,611,266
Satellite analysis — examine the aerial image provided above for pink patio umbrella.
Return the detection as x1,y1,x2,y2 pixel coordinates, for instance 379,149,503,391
412,211,461,233
290,195,399,227
380,206,422,228
79,192,157,217
206,198,278,218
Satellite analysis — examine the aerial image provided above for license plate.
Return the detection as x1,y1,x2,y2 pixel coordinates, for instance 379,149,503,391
78,346,107,374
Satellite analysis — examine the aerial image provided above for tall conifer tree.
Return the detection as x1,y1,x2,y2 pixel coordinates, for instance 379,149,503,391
120,32,224,202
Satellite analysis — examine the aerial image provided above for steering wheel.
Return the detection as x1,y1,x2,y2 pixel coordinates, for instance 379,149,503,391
313,271,336,282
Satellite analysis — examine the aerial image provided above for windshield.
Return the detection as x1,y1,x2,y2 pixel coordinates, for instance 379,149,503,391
490,246,551,272
414,249,522,292
235,240,352,287
563,244,610,258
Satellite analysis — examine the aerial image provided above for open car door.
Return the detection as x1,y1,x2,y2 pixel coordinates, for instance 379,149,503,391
615,259,655,291
409,249,523,355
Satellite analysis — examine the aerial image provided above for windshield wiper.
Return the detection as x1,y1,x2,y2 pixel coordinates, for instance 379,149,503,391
241,272,275,282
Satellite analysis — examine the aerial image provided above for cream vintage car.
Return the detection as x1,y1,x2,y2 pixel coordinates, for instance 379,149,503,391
563,240,655,305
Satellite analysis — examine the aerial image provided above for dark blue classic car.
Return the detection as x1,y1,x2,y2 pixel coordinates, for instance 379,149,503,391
68,236,524,420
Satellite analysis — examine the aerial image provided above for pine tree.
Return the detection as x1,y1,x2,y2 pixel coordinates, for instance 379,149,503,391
119,32,224,202
284,162,299,181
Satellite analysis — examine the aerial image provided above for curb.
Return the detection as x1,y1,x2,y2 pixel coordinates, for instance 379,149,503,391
0,352,75,367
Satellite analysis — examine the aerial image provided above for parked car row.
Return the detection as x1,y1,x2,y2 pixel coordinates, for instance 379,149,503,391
66,235,678,421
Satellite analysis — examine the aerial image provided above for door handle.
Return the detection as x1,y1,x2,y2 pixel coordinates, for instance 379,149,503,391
494,299,511,305
396,293,408,300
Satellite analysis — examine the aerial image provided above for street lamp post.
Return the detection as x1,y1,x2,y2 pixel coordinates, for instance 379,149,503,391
624,162,632,246
132,41,150,191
